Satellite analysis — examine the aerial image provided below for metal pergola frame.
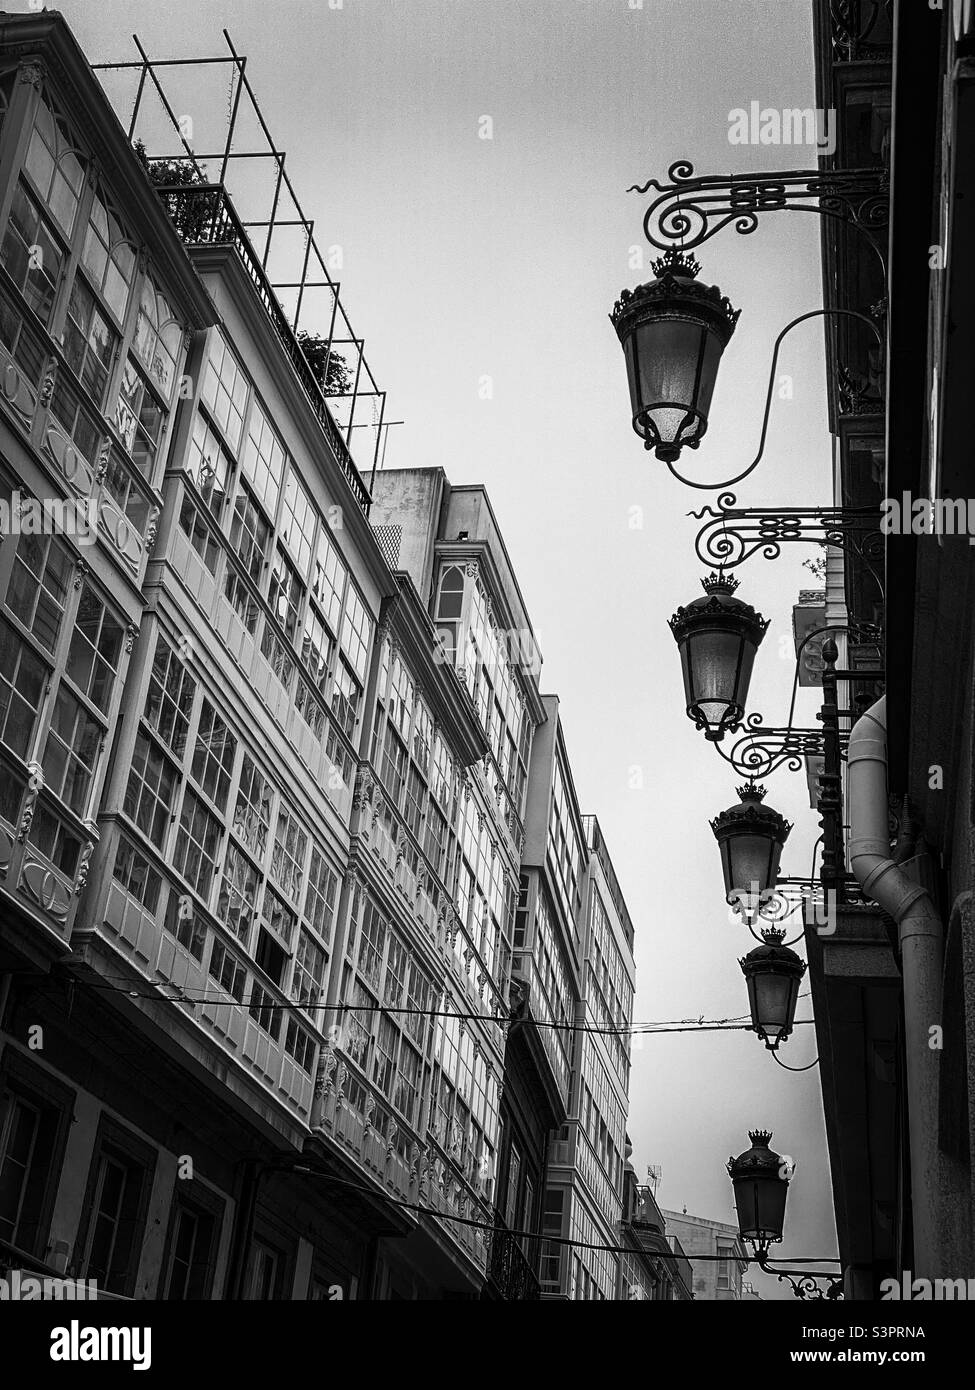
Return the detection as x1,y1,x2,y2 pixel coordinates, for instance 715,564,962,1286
92,29,391,481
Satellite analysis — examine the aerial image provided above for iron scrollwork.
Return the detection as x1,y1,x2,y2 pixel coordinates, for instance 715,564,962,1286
830,0,893,62
690,492,884,591
775,1268,845,1299
628,160,889,267
713,714,839,781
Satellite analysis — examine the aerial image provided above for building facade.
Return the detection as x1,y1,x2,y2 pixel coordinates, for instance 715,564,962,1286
0,12,642,1301
662,1209,748,1301
539,801,635,1300
619,1173,694,1301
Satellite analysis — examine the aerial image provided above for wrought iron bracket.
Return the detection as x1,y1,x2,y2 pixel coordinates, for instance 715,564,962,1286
628,160,889,271
713,716,843,780
762,1261,845,1299
690,492,884,592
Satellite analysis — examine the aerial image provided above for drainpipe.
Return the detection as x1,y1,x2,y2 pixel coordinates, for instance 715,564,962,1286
846,696,943,1279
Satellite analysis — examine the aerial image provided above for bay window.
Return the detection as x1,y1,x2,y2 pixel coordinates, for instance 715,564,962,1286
65,586,124,714
216,842,259,945
7,531,71,655
23,94,84,238
0,183,64,326
187,416,231,521
233,754,273,860
279,467,315,577
116,358,166,476
190,699,236,806
112,837,161,914
123,731,178,850
132,274,181,403
0,615,47,760
179,494,219,574
228,482,270,581
330,660,360,737
103,450,152,539
144,635,196,758
28,803,82,877
63,275,117,407
270,803,307,904
82,190,136,326
172,788,221,900
201,329,248,454
241,398,284,516
268,546,303,643
291,929,326,1010
304,848,337,942
41,683,101,816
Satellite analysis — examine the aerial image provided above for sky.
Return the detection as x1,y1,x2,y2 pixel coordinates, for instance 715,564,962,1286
40,0,839,1298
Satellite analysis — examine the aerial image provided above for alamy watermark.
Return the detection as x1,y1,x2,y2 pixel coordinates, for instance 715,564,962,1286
0,1268,97,1299
728,103,836,155
881,1270,975,1300
0,489,96,542
882,493,975,544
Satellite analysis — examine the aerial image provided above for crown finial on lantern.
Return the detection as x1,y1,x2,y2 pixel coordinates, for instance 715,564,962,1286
736,781,767,802
701,571,740,596
748,1129,773,1147
759,926,787,945
652,247,702,279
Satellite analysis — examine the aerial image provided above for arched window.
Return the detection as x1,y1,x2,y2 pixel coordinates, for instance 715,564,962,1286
133,272,183,403
82,189,138,325
23,91,85,237
435,565,465,665
437,565,465,621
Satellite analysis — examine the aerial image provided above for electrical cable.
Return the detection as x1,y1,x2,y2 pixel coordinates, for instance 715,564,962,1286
18,968,815,1039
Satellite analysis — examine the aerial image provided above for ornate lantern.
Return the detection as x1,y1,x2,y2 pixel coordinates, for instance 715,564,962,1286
727,1129,791,1256
611,248,740,461
669,574,768,740
740,927,807,1049
710,782,792,917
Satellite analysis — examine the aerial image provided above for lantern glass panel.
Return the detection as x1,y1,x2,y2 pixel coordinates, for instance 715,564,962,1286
624,319,723,452
682,627,755,728
748,971,798,1044
732,1175,787,1243
725,831,780,899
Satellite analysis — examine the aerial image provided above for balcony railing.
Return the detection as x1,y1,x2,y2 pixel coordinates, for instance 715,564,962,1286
152,184,371,517
99,845,318,1124
315,1056,493,1275
488,1216,541,1301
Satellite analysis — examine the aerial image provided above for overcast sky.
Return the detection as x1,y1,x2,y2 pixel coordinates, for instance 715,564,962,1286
43,0,838,1297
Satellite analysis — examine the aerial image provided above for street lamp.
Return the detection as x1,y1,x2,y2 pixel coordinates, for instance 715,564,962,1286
725,1131,844,1297
710,781,792,918
610,248,740,462
739,927,807,1050
668,573,768,741
727,1129,790,1260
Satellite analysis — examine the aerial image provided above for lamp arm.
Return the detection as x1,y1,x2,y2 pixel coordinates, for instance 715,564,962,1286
756,1253,844,1299
712,619,880,779
666,307,885,491
771,1049,820,1073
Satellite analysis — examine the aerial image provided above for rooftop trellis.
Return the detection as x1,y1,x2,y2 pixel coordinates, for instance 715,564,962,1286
92,29,390,491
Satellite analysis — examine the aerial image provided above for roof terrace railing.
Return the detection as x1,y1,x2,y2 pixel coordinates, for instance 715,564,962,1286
154,181,372,517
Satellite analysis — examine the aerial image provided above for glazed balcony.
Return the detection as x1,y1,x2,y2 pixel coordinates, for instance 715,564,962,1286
352,763,508,1058
0,758,96,954
511,950,572,1109
315,1054,493,1276
151,183,371,517
0,278,161,588
94,833,318,1125
167,513,356,828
